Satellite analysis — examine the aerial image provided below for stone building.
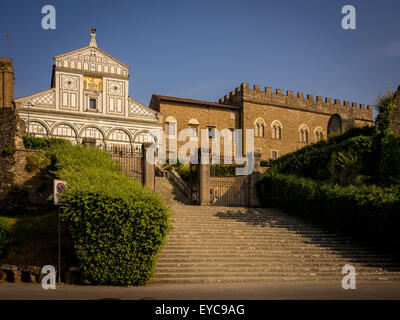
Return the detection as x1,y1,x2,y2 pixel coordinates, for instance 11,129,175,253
14,29,162,151
150,83,373,159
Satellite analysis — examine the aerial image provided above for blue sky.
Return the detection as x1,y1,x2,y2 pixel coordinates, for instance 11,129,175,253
1,0,399,110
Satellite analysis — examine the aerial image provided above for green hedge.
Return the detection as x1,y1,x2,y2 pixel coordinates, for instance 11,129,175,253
50,144,171,286
269,135,374,183
256,173,400,247
23,136,71,151
264,126,375,169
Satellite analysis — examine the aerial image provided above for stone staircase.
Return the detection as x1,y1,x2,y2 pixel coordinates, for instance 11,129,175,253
153,176,400,284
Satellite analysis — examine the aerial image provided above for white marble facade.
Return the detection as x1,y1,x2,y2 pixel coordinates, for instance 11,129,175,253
14,30,161,151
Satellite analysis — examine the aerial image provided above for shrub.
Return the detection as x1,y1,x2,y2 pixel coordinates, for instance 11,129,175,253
0,217,13,257
373,92,400,185
1,146,15,157
23,136,70,151
50,144,171,286
256,173,400,247
25,151,50,173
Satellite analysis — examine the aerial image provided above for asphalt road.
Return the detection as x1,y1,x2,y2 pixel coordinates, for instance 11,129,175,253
0,281,400,300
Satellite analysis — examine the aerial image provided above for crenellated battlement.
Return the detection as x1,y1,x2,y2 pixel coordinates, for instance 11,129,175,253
218,83,373,123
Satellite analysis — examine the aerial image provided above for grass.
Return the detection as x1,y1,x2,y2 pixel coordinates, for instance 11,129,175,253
0,209,75,269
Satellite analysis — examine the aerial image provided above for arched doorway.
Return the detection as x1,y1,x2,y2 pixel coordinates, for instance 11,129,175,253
328,114,342,136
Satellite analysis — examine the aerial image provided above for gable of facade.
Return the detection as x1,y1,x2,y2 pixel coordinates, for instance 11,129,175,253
14,30,162,150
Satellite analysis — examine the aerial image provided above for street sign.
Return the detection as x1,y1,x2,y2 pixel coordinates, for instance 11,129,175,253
54,180,67,205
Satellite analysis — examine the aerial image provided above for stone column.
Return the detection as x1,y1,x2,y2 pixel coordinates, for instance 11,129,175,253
198,148,210,206
250,150,262,207
142,142,155,190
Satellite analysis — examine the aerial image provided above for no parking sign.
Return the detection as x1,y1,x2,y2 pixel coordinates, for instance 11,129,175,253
54,180,67,205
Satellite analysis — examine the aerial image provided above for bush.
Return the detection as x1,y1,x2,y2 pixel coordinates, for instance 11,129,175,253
257,173,400,247
25,151,50,173
23,136,70,151
0,217,13,257
1,146,15,157
50,144,171,286
267,135,374,184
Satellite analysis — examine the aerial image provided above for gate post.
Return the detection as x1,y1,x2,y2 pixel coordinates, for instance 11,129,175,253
250,150,262,207
142,142,155,190
198,148,210,206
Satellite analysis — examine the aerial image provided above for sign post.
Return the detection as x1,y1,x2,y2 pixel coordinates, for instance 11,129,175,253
54,180,66,284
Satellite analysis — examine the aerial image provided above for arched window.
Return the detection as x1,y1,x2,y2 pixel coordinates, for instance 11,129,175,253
165,116,177,136
299,125,309,143
254,118,265,137
52,124,77,144
188,119,199,138
81,126,105,147
328,114,342,137
28,121,48,137
271,120,282,140
314,127,324,141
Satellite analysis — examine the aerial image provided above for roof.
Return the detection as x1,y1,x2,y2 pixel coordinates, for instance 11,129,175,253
152,94,240,109
53,46,129,69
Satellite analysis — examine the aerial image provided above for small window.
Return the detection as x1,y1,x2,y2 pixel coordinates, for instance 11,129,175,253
167,122,176,136
89,98,97,110
208,127,216,139
189,125,198,138
271,151,278,159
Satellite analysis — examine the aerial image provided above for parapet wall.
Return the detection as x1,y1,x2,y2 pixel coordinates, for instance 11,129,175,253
219,83,373,122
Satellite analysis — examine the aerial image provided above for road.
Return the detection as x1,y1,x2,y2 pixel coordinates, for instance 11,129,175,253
0,281,399,300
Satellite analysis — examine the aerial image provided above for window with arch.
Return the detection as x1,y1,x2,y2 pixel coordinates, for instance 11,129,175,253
271,120,282,140
254,119,265,138
28,121,48,137
188,119,199,138
299,125,309,143
314,127,324,141
165,116,177,136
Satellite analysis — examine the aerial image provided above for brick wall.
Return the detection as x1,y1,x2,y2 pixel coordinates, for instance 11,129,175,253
150,95,240,157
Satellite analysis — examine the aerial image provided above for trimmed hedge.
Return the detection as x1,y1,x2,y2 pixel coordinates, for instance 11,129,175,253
257,173,400,247
23,136,70,151
50,143,171,286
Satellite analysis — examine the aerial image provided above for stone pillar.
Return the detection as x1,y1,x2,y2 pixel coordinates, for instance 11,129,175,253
250,151,262,207
0,58,15,108
198,148,210,206
142,142,155,190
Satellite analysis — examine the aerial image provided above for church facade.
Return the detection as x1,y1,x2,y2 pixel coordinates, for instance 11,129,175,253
14,30,162,151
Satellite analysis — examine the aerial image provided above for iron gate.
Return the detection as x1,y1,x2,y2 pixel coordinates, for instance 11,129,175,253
107,145,144,184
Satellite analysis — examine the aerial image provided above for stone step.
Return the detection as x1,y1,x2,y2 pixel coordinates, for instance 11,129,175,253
156,257,398,265
154,272,400,280
156,262,400,269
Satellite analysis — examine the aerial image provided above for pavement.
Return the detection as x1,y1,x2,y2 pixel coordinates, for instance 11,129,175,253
0,281,399,300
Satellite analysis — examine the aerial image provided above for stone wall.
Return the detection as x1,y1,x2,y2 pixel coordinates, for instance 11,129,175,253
150,95,240,156
0,58,52,214
0,108,52,214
